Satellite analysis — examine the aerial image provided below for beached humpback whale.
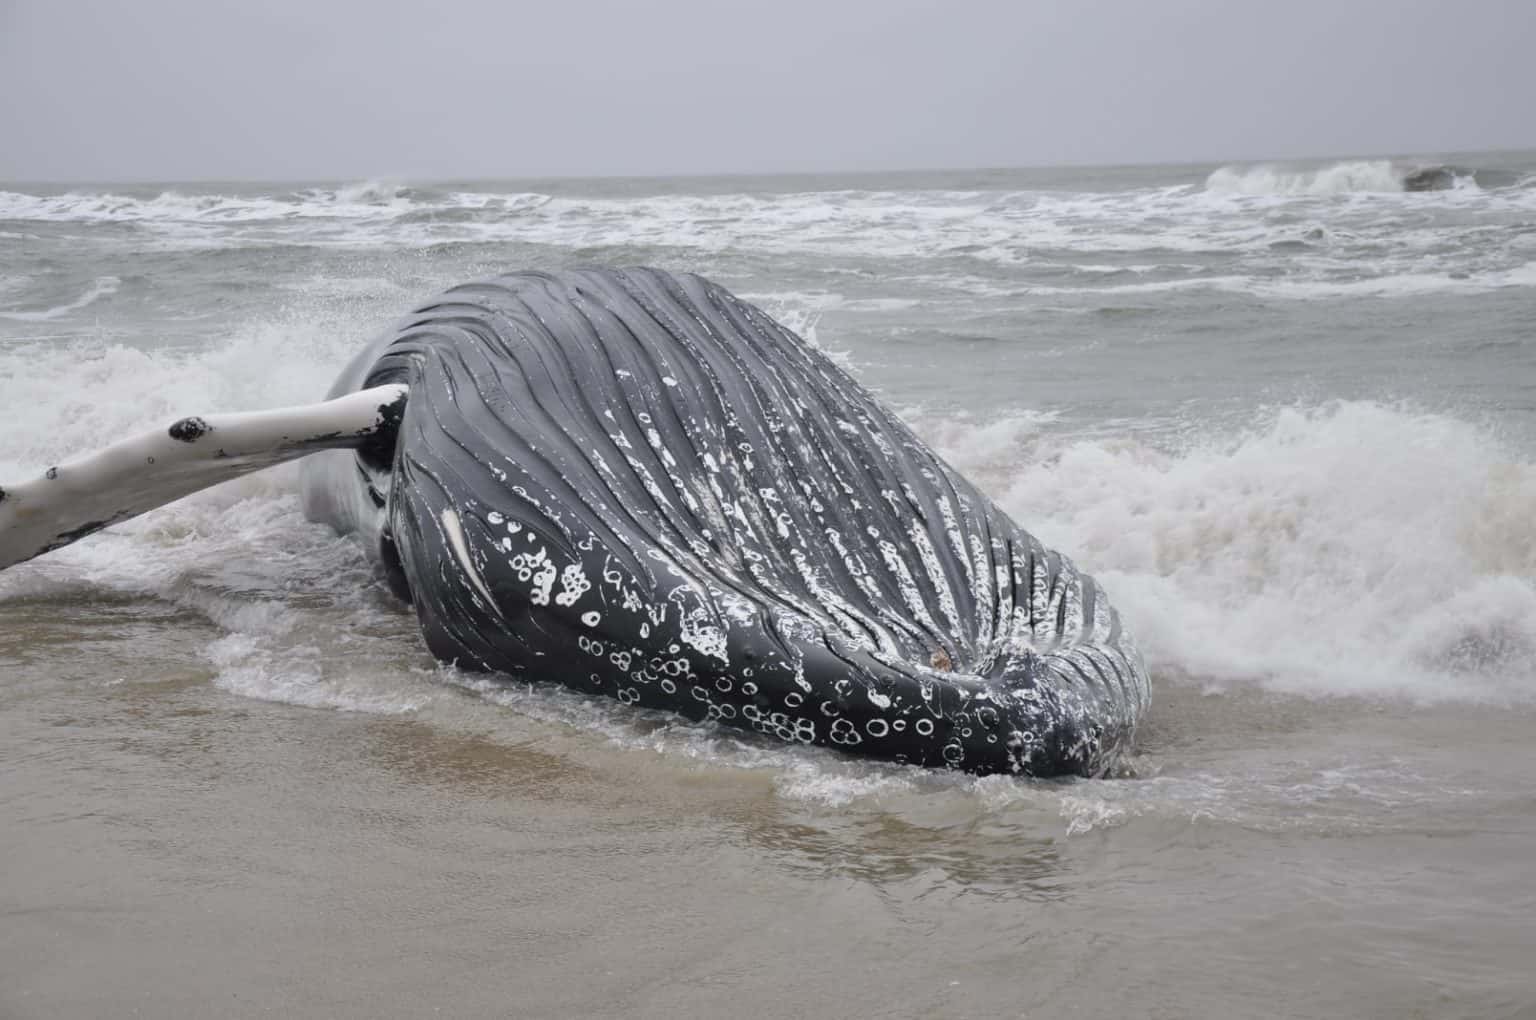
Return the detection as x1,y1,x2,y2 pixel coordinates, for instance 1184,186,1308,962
0,268,1148,776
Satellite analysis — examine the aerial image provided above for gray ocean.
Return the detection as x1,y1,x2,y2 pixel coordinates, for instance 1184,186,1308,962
3,153,1535,1018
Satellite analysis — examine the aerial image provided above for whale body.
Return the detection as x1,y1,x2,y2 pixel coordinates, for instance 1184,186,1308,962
1,267,1148,776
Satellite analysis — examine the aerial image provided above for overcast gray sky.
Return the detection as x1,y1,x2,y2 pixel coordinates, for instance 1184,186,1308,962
2,0,1531,181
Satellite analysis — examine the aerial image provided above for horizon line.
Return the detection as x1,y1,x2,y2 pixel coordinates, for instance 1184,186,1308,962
3,144,1533,189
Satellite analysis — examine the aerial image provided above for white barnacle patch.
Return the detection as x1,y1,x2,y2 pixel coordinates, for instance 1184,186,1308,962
677,605,728,664
719,591,757,628
506,544,558,606
581,611,601,627
554,563,590,606
509,545,547,581
661,376,678,387
866,688,892,709
829,718,862,746
530,560,557,605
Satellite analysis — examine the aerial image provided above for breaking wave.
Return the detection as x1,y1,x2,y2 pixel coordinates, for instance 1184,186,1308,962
934,402,1536,703
1204,160,1481,195
0,181,432,223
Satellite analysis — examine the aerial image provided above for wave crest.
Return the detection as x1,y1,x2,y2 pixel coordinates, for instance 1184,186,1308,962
1204,160,1480,195
0,276,121,322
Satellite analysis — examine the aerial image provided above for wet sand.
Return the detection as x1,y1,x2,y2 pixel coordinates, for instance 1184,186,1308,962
4,589,1535,1019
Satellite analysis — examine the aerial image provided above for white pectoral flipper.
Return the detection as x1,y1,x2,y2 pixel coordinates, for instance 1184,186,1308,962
0,384,408,571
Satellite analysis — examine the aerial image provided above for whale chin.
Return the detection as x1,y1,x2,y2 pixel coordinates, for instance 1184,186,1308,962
2,266,1149,777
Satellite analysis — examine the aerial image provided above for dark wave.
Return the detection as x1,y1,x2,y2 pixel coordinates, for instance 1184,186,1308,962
1399,163,1528,191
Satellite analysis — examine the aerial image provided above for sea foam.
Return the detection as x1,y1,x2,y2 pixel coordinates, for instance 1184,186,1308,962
935,401,1536,703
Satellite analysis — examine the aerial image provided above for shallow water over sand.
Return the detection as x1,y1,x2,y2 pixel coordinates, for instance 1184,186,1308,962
5,620,1534,1017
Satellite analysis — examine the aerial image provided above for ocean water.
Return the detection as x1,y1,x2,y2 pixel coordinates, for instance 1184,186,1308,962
3,153,1535,1017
